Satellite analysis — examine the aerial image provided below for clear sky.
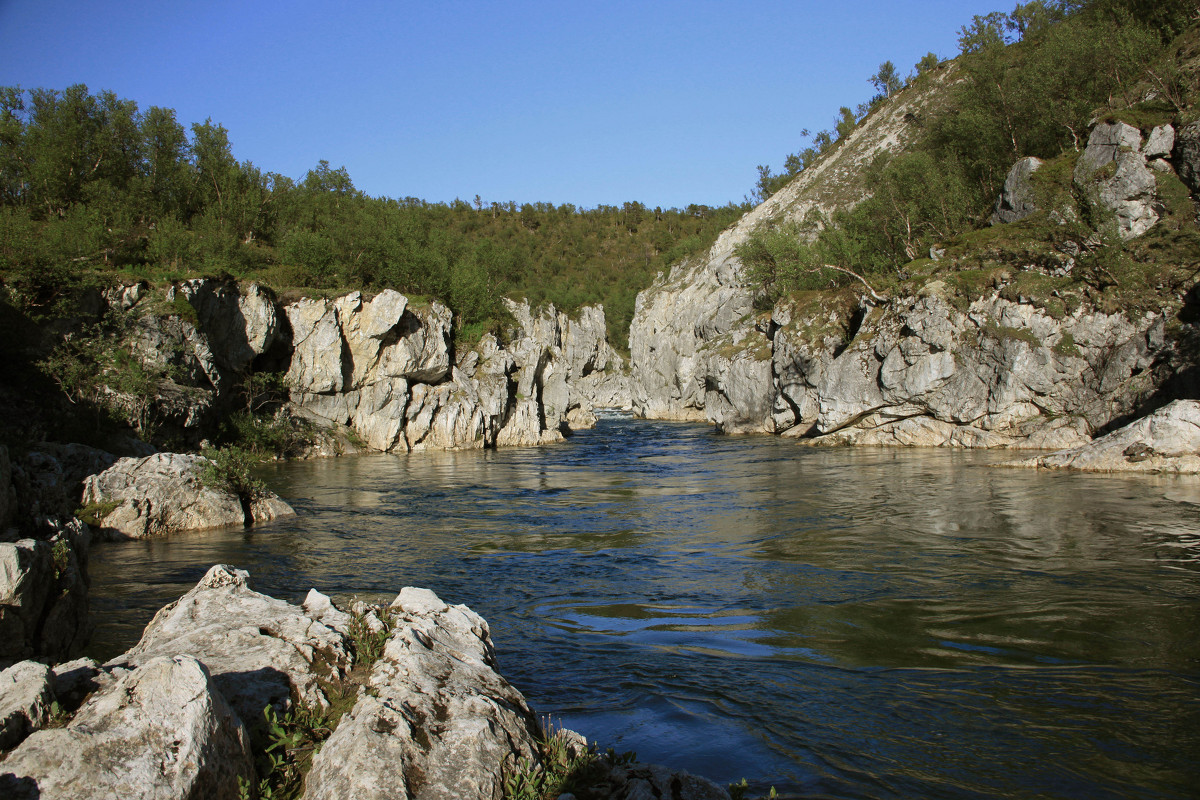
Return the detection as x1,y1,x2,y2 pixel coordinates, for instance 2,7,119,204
0,0,1002,209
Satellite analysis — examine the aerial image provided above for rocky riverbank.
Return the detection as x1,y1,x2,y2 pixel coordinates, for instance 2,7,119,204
103,280,630,454
1004,398,1200,473
0,565,731,800
628,96,1200,453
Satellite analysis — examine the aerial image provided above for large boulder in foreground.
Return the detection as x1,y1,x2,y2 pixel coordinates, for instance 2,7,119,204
111,564,351,721
303,586,542,800
2,566,732,800
80,453,294,539
0,655,253,800
1007,399,1200,473
0,660,54,750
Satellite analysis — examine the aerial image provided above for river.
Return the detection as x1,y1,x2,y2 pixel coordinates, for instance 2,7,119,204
86,414,1200,799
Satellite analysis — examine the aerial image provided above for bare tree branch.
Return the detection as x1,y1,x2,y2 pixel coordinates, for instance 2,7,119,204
815,264,889,303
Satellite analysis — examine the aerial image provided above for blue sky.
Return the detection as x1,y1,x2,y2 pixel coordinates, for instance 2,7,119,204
0,0,1001,209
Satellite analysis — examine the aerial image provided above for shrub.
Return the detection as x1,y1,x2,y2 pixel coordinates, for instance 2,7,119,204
75,499,119,527
199,446,265,499
222,409,313,460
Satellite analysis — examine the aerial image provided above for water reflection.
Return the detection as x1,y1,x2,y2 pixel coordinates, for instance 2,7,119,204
87,416,1200,798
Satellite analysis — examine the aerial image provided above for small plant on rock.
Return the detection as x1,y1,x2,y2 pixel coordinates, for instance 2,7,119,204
75,499,119,527
347,604,394,669
502,717,633,800
242,700,337,800
199,445,266,500
50,539,71,580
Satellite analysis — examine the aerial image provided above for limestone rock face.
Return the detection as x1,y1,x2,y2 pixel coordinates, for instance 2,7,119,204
779,294,1157,447
177,280,283,381
0,519,91,668
1009,399,1200,473
1073,121,1162,240
630,107,1182,449
991,156,1044,224
1143,124,1175,159
0,660,54,750
286,292,454,411
287,298,347,395
284,291,629,452
80,453,294,539
112,564,351,721
629,255,757,426
634,272,1164,449
87,279,627,456
0,655,253,800
1173,120,1200,194
303,586,541,800
630,65,959,432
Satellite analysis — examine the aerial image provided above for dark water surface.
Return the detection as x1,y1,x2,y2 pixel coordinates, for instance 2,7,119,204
88,415,1200,799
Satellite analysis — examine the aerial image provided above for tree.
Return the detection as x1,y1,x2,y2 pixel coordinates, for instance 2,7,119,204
622,200,645,233
915,52,941,75
519,202,540,231
190,119,238,216
835,106,858,141
869,61,902,98
958,12,1008,53
1006,1,1066,40
0,87,27,206
139,106,192,218
301,160,354,196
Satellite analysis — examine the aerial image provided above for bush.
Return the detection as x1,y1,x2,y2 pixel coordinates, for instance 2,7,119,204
199,445,265,499
221,409,313,460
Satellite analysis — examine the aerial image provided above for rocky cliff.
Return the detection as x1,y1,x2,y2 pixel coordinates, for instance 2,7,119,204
115,282,629,453
629,76,1200,449
629,66,961,429
1,280,633,665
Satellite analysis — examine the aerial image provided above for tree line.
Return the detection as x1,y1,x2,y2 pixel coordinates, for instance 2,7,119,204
0,86,747,346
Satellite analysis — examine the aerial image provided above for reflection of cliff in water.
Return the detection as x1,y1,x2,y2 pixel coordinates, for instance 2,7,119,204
86,416,1200,799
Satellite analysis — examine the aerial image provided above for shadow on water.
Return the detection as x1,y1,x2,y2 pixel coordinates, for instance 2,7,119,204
87,415,1200,799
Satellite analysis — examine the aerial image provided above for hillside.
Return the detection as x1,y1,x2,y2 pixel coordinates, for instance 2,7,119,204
629,1,1200,449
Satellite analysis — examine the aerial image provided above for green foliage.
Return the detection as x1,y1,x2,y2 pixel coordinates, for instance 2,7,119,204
869,61,902,98
958,11,1009,54
220,410,314,460
37,312,166,436
45,699,70,728
915,52,942,74
167,293,199,325
735,221,845,306
199,445,266,500
242,701,338,800
1054,331,1084,357
935,4,1163,195
50,539,70,579
75,499,119,527
347,605,394,669
502,719,637,800
985,321,1043,347
0,84,746,348
281,229,337,285
745,0,1195,309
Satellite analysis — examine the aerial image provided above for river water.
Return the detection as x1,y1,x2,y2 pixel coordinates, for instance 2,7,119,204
87,414,1200,799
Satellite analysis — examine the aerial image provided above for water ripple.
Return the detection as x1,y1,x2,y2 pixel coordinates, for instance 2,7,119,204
86,417,1200,798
